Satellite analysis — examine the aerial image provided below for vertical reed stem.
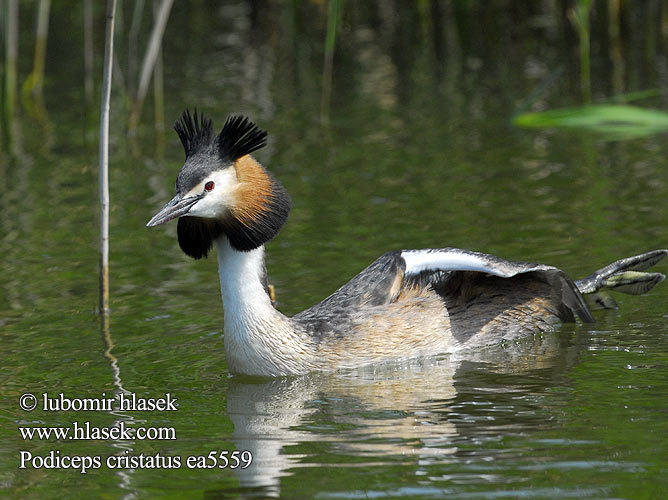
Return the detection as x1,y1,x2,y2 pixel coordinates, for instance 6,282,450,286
152,0,165,157
2,0,18,146
83,0,94,106
99,0,117,315
127,0,145,99
568,0,592,103
127,0,173,134
25,0,50,94
320,0,344,126
21,0,50,121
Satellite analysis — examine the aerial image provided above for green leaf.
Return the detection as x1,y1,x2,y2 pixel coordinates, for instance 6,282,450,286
513,104,668,139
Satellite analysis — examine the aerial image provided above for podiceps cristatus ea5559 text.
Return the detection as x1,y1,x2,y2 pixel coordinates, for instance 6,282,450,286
147,110,667,377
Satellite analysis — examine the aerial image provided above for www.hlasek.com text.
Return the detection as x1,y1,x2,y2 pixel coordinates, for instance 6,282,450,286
20,421,175,441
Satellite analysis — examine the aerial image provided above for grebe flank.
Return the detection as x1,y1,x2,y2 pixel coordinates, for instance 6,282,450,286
147,110,667,377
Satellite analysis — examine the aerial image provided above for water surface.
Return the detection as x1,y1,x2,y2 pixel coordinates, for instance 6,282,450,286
1,2,668,498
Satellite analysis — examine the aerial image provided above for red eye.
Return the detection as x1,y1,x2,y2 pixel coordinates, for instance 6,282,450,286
204,181,215,192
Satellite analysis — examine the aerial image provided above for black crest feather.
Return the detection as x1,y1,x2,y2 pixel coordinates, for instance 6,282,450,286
174,109,213,159
218,115,268,162
171,110,287,257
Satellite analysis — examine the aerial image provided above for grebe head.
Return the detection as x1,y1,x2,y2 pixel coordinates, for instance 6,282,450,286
147,110,291,258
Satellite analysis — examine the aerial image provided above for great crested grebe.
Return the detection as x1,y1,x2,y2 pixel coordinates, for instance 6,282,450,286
147,110,667,377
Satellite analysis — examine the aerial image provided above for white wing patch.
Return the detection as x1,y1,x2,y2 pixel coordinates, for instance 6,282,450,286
400,248,595,323
400,249,545,278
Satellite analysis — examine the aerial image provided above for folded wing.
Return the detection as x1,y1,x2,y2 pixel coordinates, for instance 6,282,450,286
296,248,594,324
400,248,594,323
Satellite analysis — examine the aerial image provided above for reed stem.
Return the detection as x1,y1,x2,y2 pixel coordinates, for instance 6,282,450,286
2,0,18,147
127,0,173,135
320,0,344,126
152,0,165,158
99,0,117,315
83,0,94,106
568,0,593,103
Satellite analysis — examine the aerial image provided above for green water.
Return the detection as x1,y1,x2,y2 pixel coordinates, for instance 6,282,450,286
2,3,668,499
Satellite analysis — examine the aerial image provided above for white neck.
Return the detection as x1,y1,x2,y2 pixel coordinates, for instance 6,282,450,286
215,236,313,376
217,236,274,314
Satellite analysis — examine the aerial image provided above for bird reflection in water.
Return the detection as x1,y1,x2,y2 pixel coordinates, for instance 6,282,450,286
225,330,581,497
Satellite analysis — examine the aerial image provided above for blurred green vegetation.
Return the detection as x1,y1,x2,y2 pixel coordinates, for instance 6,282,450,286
514,104,668,139
2,0,668,151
